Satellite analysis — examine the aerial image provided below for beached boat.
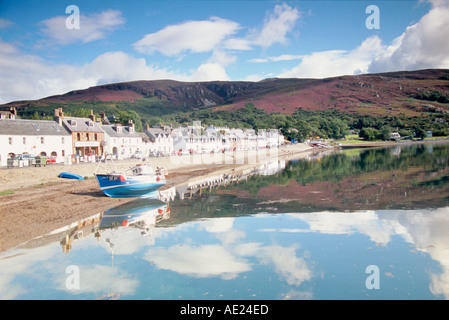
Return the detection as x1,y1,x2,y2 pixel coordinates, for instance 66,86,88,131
95,158,167,198
58,172,84,180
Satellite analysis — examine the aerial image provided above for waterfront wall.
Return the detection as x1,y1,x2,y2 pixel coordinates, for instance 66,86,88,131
0,143,312,191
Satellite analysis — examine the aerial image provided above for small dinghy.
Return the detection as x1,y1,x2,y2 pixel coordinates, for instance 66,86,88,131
58,172,84,180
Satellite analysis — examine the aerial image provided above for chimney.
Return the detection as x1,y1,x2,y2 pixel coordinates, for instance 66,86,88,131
89,110,96,122
54,108,64,126
99,111,109,124
10,107,17,116
128,120,135,133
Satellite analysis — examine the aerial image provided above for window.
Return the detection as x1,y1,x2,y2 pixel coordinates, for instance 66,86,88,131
23,137,26,144
86,133,90,141
94,133,98,141
61,137,65,144
77,133,81,141
41,137,45,144
8,137,12,145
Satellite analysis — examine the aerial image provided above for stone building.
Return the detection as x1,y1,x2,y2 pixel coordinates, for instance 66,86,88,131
54,108,105,160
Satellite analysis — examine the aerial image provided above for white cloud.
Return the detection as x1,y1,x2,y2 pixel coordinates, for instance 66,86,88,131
188,50,237,81
0,37,239,103
249,54,303,63
134,17,240,56
0,18,13,29
56,265,138,295
40,9,125,45
268,0,449,78
133,2,301,82
0,40,191,103
368,2,449,73
279,36,384,79
225,3,301,51
146,244,251,279
86,51,184,84
251,3,301,49
260,245,312,287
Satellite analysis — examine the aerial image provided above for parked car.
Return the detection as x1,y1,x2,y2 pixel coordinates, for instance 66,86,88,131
47,156,57,163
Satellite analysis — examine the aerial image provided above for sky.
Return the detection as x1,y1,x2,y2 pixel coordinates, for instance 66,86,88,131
0,0,448,104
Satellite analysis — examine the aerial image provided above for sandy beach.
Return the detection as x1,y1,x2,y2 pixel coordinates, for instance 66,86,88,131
0,143,314,252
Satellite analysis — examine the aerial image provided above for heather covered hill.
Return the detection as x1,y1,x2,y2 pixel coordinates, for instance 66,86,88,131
3,69,449,119
216,69,449,116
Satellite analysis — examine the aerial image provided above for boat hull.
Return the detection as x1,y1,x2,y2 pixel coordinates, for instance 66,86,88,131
58,172,84,180
95,174,165,198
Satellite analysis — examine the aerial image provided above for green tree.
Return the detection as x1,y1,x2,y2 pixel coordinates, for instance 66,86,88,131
328,118,349,139
360,127,379,141
117,110,143,131
378,126,393,141
415,127,427,140
73,107,91,118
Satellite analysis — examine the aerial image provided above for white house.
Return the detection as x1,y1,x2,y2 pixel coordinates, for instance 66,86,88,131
102,122,145,159
144,127,174,156
258,129,284,147
172,127,202,154
0,118,72,166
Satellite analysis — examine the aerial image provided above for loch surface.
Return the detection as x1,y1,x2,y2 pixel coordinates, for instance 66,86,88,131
1,143,448,300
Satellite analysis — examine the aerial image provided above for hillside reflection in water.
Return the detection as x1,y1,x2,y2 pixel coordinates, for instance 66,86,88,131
0,143,448,300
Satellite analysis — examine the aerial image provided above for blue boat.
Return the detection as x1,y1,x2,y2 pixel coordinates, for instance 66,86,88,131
58,172,84,180
95,164,167,198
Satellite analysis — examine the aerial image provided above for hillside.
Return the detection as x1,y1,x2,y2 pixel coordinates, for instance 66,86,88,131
2,69,449,118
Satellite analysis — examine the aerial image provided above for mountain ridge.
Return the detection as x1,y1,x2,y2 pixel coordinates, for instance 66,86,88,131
2,69,449,118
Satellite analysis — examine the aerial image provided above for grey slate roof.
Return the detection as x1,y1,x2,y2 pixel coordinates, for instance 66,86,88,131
62,117,103,133
102,124,141,138
144,128,170,139
0,119,71,136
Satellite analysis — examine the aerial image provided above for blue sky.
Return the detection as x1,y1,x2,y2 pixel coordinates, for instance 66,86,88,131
0,0,448,103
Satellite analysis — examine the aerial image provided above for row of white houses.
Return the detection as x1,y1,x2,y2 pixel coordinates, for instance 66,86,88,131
0,108,284,167
172,124,284,154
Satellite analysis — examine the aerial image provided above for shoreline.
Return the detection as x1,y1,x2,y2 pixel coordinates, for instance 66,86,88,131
0,143,313,253
340,137,449,149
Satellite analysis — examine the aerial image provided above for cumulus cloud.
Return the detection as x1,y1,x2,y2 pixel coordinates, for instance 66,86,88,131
134,17,240,56
260,245,311,287
40,9,125,45
0,40,189,103
270,0,449,78
249,54,303,63
251,3,301,49
133,3,300,82
279,36,384,79
368,1,449,73
0,37,237,103
146,244,252,279
225,3,301,51
0,18,13,29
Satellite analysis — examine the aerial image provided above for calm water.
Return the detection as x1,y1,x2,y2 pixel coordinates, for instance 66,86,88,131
1,143,448,300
